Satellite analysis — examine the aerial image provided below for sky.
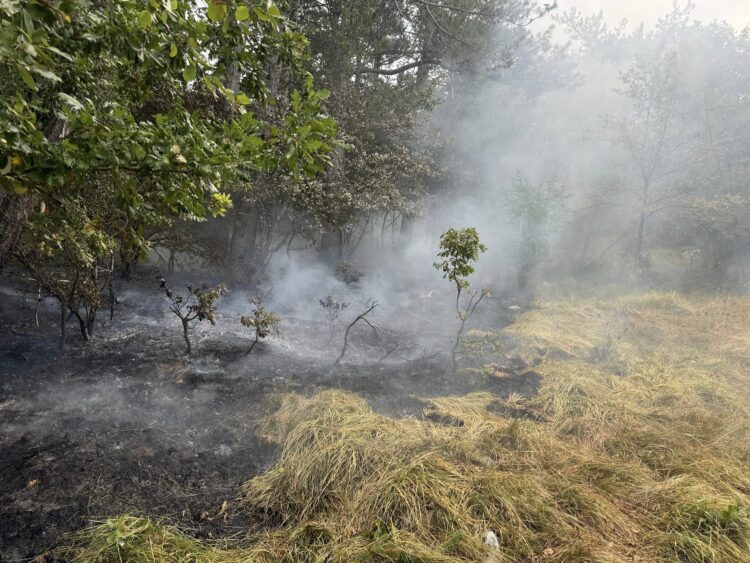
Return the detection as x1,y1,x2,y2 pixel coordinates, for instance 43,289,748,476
550,0,750,29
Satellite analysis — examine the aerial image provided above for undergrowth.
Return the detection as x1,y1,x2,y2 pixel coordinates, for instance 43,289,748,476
59,292,750,562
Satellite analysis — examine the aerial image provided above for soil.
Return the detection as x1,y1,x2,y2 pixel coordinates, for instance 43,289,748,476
0,275,538,561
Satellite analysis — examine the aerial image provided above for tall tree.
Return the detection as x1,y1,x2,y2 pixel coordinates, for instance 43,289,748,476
0,0,337,341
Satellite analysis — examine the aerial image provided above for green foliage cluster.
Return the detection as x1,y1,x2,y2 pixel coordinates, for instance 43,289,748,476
0,0,337,338
434,227,489,371
433,227,487,290
163,282,228,353
241,295,281,354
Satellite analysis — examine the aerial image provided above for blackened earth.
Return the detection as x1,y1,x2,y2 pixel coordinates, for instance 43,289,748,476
0,276,536,561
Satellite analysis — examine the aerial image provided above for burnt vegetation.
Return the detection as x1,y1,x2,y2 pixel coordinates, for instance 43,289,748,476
2,1,750,562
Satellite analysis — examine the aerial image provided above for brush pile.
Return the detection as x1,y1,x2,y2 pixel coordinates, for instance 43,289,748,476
60,292,750,562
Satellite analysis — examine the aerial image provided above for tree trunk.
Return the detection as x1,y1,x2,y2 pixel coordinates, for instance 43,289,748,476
182,318,191,354
399,212,416,243
248,334,259,355
227,199,259,273
244,206,260,270
121,259,135,280
321,223,343,265
452,317,466,374
74,312,90,341
226,212,245,265
86,312,96,338
0,193,37,270
59,302,67,350
634,210,647,270
34,287,42,328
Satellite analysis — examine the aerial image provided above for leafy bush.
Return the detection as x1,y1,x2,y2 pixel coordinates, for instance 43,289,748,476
162,281,227,354
241,296,281,355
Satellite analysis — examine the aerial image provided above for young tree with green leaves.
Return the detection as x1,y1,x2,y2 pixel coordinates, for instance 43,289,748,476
161,281,227,354
433,227,489,372
241,295,281,355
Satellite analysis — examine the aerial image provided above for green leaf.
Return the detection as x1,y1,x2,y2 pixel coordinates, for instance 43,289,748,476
58,92,84,110
206,2,226,21
17,66,37,90
182,65,196,82
236,93,251,105
138,10,152,29
22,9,34,34
235,5,249,21
47,46,73,61
22,41,37,57
202,76,216,92
304,139,323,152
33,68,62,82
169,43,178,57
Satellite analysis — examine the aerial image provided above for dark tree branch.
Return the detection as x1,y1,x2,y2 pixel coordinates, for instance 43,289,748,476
335,301,379,365
354,58,441,75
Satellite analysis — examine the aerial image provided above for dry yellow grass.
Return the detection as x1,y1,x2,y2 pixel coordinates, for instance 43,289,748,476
61,292,750,562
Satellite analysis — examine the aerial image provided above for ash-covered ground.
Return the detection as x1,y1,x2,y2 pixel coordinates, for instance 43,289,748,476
0,272,537,561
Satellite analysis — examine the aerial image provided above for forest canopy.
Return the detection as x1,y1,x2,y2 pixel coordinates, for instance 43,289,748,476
2,0,749,328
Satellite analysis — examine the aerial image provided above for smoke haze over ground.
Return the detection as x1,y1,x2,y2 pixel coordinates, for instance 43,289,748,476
1,0,750,560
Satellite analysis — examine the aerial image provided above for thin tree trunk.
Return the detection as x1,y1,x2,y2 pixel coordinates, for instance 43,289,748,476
34,287,42,328
109,260,116,321
244,206,260,269
0,193,37,270
59,302,67,350
74,312,90,341
248,334,259,355
399,213,415,243
635,210,647,269
452,317,467,374
182,318,191,354
321,223,343,265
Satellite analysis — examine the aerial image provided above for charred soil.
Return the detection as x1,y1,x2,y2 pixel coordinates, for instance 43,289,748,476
0,277,534,561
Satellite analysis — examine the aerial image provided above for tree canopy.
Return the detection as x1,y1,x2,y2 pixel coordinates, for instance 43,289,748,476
0,0,338,336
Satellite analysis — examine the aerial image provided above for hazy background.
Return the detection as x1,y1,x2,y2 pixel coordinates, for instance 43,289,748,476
546,0,749,30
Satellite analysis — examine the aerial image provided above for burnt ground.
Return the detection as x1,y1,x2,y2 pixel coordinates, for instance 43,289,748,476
0,275,537,561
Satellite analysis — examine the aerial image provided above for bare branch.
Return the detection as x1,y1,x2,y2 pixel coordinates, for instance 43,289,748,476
335,301,379,365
